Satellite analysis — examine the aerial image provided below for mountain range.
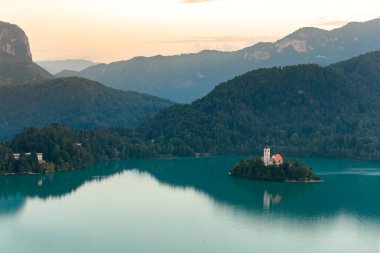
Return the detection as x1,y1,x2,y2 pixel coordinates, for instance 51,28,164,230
2,19,380,163
57,19,380,103
3,51,380,173
0,21,53,86
0,21,174,141
5,52,380,172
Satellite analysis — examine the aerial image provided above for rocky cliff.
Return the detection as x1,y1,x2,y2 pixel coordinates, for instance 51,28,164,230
0,21,32,63
0,21,52,86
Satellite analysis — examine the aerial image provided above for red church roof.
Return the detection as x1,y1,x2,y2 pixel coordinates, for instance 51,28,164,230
272,154,283,162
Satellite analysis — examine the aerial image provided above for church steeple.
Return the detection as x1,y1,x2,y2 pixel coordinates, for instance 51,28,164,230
263,146,271,166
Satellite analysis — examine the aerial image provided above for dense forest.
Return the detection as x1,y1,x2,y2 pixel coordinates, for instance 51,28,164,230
0,77,173,141
0,124,159,174
140,52,380,160
229,157,320,182
2,52,380,174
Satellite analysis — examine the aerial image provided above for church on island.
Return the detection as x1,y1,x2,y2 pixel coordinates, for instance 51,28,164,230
262,146,283,166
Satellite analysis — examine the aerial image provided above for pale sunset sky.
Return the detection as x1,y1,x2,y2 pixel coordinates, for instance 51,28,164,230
1,0,379,63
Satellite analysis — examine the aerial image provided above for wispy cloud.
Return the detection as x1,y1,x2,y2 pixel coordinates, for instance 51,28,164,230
314,20,349,26
144,35,278,44
312,17,350,27
180,0,214,3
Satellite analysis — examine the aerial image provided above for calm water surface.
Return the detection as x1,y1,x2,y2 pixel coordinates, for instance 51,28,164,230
0,156,380,253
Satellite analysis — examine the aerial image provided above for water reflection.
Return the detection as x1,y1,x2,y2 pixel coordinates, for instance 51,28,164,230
0,156,380,219
0,162,127,215
126,157,380,218
0,195,25,216
263,190,282,210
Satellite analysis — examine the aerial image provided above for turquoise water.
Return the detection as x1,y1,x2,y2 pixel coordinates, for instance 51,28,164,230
0,156,380,253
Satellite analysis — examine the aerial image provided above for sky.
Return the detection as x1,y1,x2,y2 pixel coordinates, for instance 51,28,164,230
1,0,379,63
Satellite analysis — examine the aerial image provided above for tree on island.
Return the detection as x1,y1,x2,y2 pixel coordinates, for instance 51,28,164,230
229,156,320,182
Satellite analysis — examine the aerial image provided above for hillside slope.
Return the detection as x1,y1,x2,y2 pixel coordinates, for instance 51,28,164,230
59,19,380,102
139,52,380,160
0,77,173,141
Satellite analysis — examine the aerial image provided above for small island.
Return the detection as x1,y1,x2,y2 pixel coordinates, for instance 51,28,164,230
230,146,321,182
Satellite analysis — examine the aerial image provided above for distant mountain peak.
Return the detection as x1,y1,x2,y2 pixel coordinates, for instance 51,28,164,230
274,27,330,54
0,21,32,63
285,27,328,39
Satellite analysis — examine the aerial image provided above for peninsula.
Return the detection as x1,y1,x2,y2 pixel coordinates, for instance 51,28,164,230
230,146,321,182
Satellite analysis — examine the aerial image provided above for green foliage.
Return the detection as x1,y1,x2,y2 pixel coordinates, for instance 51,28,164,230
0,145,14,173
230,157,319,182
0,124,161,174
0,77,173,141
139,52,380,161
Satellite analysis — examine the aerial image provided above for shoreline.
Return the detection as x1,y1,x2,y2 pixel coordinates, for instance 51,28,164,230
0,172,40,176
230,174,324,183
284,179,325,183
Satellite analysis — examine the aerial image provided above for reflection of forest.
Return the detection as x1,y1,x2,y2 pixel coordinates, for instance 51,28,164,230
1,157,380,219
0,195,25,215
0,161,127,215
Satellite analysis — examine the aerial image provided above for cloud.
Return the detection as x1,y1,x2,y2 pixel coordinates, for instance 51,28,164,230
145,35,279,44
317,20,349,26
181,0,214,3
314,20,349,26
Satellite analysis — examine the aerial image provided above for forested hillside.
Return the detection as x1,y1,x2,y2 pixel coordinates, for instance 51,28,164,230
139,52,380,160
3,52,380,174
0,125,157,173
0,77,173,141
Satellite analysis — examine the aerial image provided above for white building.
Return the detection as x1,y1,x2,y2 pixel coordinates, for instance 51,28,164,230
262,146,283,166
37,153,44,163
263,146,271,166
12,152,44,163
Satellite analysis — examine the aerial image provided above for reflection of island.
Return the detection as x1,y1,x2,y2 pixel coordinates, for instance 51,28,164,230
263,191,282,210
125,157,380,218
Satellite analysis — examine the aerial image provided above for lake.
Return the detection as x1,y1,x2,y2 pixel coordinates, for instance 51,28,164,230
0,156,380,253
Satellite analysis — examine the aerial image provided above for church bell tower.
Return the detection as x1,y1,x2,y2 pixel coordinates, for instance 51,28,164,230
264,146,271,166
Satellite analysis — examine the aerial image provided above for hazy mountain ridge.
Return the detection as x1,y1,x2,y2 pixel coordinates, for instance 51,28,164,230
58,19,380,102
0,21,53,86
0,77,173,141
36,59,97,74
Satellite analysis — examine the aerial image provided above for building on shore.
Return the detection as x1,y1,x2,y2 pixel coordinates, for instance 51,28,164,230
12,152,45,163
37,153,44,164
